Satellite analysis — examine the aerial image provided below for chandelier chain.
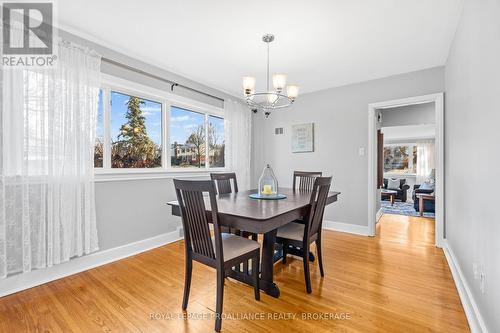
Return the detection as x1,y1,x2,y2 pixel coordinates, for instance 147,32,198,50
267,42,270,92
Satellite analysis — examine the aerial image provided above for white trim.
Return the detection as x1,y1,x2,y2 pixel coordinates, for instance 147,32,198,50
384,173,417,177
0,227,183,298
94,171,211,182
376,208,383,223
443,240,489,333
368,93,444,247
94,170,229,182
322,220,370,236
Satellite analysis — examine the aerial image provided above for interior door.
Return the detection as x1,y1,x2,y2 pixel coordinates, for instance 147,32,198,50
377,129,384,189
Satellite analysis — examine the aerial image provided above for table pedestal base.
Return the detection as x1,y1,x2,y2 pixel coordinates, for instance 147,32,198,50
274,245,315,262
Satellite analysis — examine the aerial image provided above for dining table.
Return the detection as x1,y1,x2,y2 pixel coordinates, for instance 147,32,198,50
167,187,340,298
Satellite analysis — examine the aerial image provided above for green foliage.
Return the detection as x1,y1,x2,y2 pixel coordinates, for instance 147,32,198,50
111,96,161,168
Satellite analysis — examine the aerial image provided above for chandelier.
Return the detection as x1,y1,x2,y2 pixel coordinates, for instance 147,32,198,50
242,34,299,118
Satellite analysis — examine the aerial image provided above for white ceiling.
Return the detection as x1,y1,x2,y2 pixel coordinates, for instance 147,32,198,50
58,0,463,97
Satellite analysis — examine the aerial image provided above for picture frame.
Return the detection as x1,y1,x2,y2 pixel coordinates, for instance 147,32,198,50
291,123,314,153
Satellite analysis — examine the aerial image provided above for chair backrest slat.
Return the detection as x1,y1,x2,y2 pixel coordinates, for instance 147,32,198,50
304,177,332,238
293,171,323,191
211,172,238,194
174,179,221,261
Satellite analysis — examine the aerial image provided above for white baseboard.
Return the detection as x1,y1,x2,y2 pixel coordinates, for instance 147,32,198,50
376,208,383,223
0,226,183,298
443,240,488,333
322,220,370,236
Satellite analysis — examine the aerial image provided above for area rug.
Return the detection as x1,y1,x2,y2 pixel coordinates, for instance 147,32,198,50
381,200,435,218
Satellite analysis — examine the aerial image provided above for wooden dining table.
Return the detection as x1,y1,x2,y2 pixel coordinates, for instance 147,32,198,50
167,187,340,298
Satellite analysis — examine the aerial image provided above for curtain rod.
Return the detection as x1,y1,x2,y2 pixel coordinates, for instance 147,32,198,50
101,57,225,103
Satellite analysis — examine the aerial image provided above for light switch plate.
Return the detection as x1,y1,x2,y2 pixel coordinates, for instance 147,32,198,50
359,147,365,156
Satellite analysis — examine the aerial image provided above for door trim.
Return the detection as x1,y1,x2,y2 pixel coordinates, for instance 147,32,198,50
367,93,444,247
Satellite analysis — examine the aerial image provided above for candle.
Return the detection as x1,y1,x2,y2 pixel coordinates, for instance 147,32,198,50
262,185,272,195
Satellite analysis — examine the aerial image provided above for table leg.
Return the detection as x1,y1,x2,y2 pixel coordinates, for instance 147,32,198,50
390,194,394,206
419,197,424,216
261,229,280,298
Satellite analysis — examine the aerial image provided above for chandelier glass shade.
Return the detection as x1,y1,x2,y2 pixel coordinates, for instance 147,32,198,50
242,34,299,116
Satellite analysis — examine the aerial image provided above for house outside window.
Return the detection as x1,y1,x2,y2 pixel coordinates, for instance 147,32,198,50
95,75,225,179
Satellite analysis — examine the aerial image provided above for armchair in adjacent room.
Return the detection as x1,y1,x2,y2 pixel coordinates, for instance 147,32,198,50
382,178,410,202
413,183,436,213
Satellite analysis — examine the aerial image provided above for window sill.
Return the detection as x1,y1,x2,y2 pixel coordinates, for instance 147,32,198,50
384,173,417,177
94,168,227,182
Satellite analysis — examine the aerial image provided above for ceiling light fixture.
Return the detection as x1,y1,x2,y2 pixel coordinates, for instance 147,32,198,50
242,34,299,118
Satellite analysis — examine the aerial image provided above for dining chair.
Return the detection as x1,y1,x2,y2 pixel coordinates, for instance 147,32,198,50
211,172,238,235
275,176,332,293
293,171,323,191
290,171,323,261
174,179,260,332
210,172,239,194
210,172,258,242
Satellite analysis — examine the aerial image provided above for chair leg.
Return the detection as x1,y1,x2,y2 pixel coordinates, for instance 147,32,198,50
182,256,193,310
282,243,287,264
316,238,325,277
215,267,224,332
303,245,312,293
252,255,260,301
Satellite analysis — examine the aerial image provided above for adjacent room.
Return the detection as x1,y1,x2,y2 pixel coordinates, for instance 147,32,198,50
1,1,498,332
379,102,437,218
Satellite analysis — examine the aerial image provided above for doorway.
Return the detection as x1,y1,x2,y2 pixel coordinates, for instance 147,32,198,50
367,93,444,247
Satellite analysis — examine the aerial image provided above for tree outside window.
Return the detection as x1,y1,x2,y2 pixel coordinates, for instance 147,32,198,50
110,91,162,168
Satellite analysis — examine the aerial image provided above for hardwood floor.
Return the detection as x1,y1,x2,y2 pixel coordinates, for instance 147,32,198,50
0,214,469,332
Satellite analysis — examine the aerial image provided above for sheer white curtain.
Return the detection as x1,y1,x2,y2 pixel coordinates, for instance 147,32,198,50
416,140,436,184
0,40,101,278
224,100,252,190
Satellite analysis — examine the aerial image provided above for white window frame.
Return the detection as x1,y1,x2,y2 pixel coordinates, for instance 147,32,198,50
95,74,226,181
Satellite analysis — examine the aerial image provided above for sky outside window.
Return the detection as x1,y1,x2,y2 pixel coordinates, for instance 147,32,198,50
110,91,162,145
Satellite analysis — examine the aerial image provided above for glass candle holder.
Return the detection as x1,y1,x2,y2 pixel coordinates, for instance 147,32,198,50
258,164,278,197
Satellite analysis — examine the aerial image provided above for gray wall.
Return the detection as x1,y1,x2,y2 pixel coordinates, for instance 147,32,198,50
252,67,444,226
95,178,185,250
380,102,435,127
59,30,237,251
445,0,500,331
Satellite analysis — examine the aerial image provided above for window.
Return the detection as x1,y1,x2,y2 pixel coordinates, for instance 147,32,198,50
94,76,225,175
169,106,225,169
94,89,104,167
209,115,225,168
383,144,417,174
110,91,162,168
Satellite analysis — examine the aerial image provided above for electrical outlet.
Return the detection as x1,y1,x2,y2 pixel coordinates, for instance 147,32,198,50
359,147,365,156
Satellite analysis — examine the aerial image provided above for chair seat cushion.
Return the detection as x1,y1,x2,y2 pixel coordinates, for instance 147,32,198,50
277,222,305,241
212,233,260,262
